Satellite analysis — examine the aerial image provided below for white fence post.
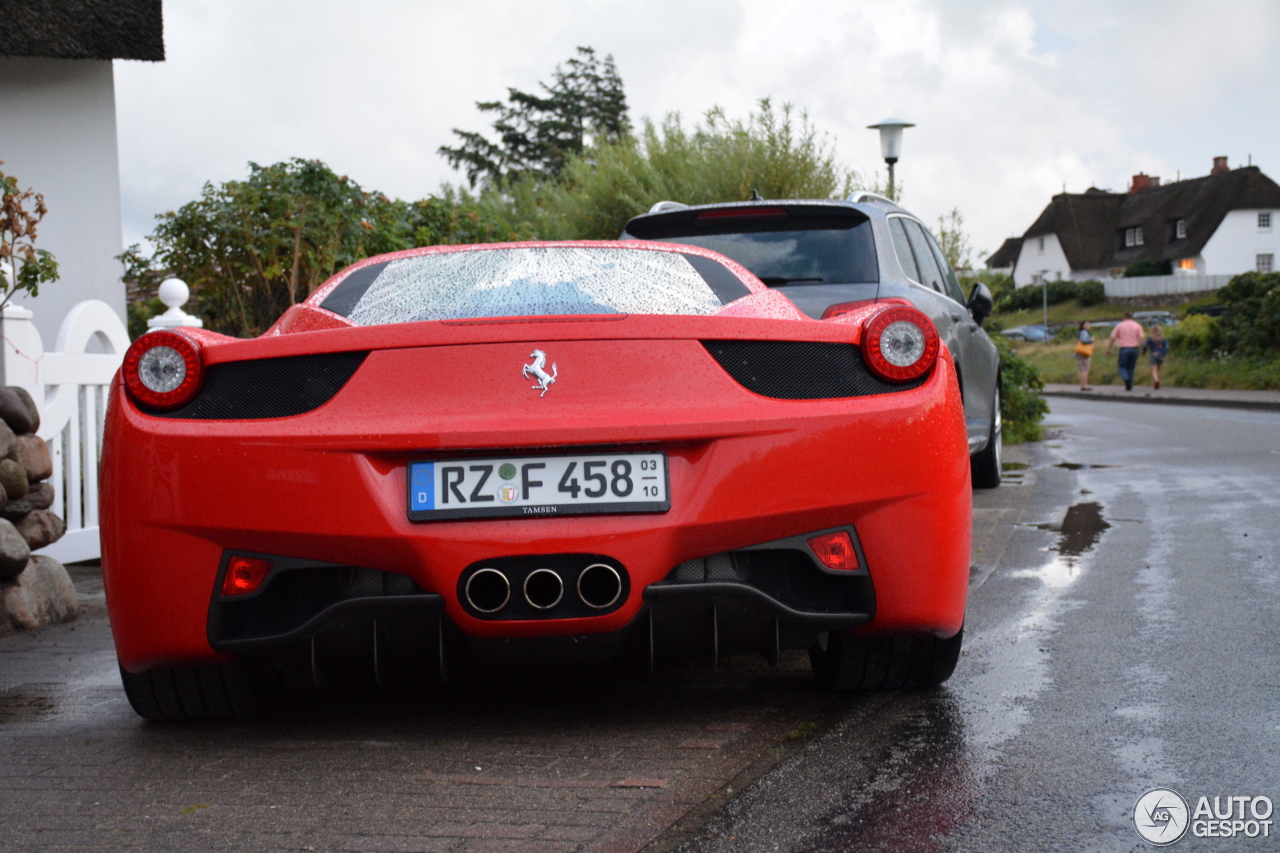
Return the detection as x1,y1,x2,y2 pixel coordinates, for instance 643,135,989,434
0,300,128,563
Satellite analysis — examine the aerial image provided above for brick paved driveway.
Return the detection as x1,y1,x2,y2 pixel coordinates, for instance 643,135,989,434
0,599,833,852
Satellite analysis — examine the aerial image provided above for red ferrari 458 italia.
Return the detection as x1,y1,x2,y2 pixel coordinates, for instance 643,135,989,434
101,241,971,721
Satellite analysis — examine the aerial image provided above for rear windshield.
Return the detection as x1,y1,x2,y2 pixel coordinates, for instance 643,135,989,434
627,213,879,286
321,247,749,324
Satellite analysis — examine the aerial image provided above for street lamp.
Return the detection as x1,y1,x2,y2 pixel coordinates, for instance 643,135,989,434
867,118,915,200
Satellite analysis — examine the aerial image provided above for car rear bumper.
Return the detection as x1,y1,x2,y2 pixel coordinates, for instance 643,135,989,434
102,343,970,673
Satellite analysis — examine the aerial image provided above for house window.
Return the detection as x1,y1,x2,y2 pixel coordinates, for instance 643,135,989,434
1259,254,1275,274
1261,212,1273,230
1135,226,1144,246
1123,226,1144,248
1178,258,1195,271
1176,219,1186,240
1038,236,1045,253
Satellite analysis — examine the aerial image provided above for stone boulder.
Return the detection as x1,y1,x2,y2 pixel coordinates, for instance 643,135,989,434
14,510,65,550
0,458,26,501
0,420,15,460
1,482,54,519
8,434,51,483
0,556,76,630
0,518,31,580
8,387,39,433
0,387,34,435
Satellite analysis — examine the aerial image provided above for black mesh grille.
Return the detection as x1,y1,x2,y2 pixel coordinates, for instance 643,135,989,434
665,550,870,614
703,340,925,399
211,565,429,643
155,351,368,419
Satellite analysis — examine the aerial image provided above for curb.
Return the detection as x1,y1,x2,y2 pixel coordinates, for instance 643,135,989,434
1041,389,1280,412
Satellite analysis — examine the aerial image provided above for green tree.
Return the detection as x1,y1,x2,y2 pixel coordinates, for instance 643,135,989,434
935,208,972,271
147,158,394,336
439,47,630,189
0,162,59,311
131,160,531,337
509,99,867,240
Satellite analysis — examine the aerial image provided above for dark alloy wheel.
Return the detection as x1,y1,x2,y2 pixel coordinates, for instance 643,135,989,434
809,625,963,692
119,659,266,721
970,380,1002,489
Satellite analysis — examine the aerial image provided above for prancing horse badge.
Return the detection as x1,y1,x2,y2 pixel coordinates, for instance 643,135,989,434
522,349,557,397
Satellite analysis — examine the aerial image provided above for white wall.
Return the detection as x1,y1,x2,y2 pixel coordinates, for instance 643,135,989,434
1012,232,1072,287
1200,209,1278,276
0,58,126,345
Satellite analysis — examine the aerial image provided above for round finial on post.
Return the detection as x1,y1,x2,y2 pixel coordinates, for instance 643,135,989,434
147,278,204,330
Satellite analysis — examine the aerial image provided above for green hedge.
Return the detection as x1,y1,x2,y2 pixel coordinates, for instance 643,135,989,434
994,337,1049,443
995,279,1105,312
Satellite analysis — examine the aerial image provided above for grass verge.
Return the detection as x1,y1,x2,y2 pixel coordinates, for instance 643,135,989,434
1012,342,1280,390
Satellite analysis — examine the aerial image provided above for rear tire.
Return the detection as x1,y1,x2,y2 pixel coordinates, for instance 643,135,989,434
810,626,963,691
119,660,265,721
970,381,1002,489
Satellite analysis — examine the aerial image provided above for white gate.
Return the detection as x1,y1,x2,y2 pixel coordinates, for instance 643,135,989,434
0,301,128,563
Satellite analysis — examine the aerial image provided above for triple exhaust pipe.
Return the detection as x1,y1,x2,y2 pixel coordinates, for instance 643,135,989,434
465,563,623,615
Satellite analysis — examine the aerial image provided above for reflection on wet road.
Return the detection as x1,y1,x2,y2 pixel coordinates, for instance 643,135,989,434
682,399,1280,852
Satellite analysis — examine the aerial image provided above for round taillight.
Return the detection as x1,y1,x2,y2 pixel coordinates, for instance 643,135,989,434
861,306,940,383
122,331,205,410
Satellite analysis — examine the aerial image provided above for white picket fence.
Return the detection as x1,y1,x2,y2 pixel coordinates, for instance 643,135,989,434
1103,274,1233,298
0,300,129,563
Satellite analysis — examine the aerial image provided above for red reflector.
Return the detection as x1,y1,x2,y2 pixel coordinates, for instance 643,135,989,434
221,556,273,596
696,207,786,219
807,532,859,571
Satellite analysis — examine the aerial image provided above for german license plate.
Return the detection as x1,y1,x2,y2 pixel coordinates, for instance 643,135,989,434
407,452,669,521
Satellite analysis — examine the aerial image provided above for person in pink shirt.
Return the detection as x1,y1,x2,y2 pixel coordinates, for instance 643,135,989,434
1107,312,1146,391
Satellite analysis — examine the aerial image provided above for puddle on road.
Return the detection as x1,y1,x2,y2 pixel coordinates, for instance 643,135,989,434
1013,502,1112,589
1055,462,1117,471
803,696,979,853
1038,502,1112,556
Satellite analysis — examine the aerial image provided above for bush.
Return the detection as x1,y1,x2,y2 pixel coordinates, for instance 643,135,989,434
1123,259,1172,277
1216,271,1280,356
1166,313,1221,357
1076,279,1106,306
993,337,1049,443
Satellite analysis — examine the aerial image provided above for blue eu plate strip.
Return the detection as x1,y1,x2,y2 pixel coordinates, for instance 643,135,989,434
409,463,434,511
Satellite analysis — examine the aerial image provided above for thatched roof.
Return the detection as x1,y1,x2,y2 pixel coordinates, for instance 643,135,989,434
1022,166,1280,271
0,0,164,61
986,237,1023,269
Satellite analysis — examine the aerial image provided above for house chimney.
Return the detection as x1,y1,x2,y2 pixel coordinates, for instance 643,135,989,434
1211,156,1229,176
1129,173,1159,194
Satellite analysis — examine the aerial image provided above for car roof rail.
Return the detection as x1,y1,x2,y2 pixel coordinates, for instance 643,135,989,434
648,200,689,214
846,191,896,206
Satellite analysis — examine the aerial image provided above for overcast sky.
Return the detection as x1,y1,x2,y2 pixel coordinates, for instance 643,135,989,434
114,0,1280,263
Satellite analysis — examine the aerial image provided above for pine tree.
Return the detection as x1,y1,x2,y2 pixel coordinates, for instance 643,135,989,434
439,47,630,189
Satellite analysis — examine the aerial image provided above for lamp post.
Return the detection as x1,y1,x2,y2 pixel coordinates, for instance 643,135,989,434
867,118,915,200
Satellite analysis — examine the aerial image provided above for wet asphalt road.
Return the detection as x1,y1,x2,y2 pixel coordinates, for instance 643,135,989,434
682,398,1280,852
1,397,1277,851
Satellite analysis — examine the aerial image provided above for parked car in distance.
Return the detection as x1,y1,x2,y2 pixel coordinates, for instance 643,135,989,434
621,192,1004,490
1000,324,1051,342
102,240,973,720
1132,310,1178,326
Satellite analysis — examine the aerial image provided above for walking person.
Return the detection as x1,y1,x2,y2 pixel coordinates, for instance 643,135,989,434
1075,321,1094,390
1144,324,1169,390
1106,311,1145,391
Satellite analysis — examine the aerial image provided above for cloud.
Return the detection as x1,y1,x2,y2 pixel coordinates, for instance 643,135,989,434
114,0,1280,261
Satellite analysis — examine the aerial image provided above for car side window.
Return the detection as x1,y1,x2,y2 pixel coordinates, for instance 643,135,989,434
888,218,920,282
903,219,945,294
921,227,968,305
